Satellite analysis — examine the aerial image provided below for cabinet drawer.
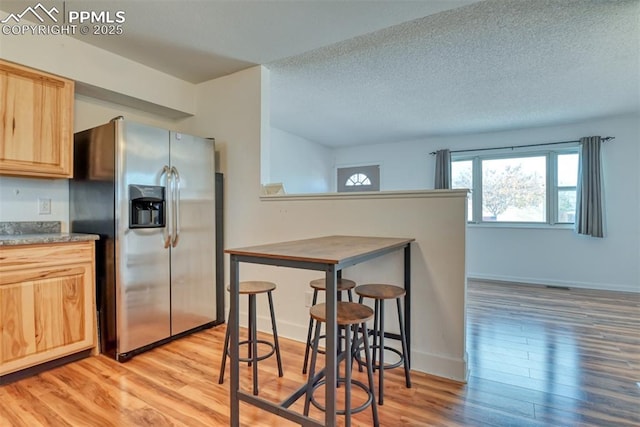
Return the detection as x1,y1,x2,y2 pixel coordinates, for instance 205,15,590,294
0,241,94,272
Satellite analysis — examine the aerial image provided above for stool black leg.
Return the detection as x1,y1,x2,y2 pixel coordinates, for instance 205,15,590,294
373,299,380,372
397,298,412,388
344,323,352,427
304,321,322,416
249,294,258,395
356,295,364,373
268,291,284,377
218,311,231,384
302,290,318,374
247,296,253,366
337,291,343,366
378,299,385,405
361,321,379,427
349,322,358,374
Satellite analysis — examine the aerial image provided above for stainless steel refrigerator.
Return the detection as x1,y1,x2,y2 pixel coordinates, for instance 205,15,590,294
70,117,223,361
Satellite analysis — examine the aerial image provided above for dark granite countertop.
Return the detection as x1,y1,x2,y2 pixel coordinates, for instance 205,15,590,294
0,233,99,246
0,221,99,246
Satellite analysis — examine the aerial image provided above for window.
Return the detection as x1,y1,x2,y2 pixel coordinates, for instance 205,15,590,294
337,165,380,192
452,160,473,221
557,153,579,223
346,173,371,186
451,148,579,225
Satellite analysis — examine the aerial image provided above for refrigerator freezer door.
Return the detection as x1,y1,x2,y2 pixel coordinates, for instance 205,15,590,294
116,121,172,354
169,132,217,335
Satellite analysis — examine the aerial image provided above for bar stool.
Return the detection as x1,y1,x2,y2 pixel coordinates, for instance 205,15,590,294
302,277,356,374
304,302,379,427
355,284,411,405
218,281,283,395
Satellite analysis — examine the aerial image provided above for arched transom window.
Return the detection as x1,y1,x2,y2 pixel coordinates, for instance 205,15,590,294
337,165,380,192
346,173,371,186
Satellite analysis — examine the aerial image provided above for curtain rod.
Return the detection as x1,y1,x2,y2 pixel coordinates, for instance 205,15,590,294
428,136,615,156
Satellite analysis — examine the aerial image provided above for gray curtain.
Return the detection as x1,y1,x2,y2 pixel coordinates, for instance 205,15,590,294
575,136,604,237
434,149,451,189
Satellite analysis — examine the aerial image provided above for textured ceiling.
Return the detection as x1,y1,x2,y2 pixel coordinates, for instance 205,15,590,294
268,0,640,146
1,0,637,147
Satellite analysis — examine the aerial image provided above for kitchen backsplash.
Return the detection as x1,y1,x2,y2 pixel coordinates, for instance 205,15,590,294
0,176,69,231
0,221,61,235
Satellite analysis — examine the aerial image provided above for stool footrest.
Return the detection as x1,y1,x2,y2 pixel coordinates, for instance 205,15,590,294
309,378,374,415
310,333,348,356
354,345,405,370
231,339,277,363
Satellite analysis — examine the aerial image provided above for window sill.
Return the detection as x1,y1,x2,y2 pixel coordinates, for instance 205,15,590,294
260,189,469,201
467,222,575,230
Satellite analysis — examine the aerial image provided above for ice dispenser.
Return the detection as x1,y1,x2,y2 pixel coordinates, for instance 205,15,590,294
129,184,165,228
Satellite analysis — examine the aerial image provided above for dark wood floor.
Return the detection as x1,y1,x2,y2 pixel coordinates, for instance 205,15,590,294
465,280,639,426
1,280,638,426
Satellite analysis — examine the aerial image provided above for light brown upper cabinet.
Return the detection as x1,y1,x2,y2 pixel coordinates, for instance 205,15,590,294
0,59,74,178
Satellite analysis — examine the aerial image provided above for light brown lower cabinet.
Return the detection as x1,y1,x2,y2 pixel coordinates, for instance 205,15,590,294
0,241,96,376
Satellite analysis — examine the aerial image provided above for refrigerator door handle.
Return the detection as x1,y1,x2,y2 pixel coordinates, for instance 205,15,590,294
161,165,172,249
171,166,181,247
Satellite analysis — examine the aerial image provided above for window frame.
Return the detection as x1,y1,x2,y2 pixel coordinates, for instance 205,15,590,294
337,165,380,193
554,152,580,225
451,146,579,226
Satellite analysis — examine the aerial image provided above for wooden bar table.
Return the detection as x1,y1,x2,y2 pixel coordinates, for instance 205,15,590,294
225,235,414,427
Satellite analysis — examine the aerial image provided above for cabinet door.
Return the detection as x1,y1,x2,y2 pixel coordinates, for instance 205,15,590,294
0,244,95,376
0,60,74,178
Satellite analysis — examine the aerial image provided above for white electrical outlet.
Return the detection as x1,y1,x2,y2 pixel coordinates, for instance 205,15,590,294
305,291,314,308
38,198,52,215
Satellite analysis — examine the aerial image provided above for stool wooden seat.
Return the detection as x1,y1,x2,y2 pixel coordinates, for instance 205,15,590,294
310,301,372,325
355,283,411,405
309,277,356,292
303,278,356,374
219,281,283,396
304,302,379,426
354,283,405,300
229,280,277,294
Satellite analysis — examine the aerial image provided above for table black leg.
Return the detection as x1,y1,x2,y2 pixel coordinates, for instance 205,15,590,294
379,299,385,405
230,255,240,427
250,294,258,395
324,266,338,426
397,298,411,388
404,244,411,367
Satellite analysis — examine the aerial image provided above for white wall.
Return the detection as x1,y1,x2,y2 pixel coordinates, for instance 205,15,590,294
74,95,186,133
335,139,433,190
269,127,333,193
182,67,469,380
465,115,639,293
332,114,640,292
0,177,69,229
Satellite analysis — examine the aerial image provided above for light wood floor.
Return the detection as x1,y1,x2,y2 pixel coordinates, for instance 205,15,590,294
1,280,638,426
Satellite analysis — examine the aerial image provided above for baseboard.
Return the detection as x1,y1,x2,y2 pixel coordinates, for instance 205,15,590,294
0,349,92,385
410,350,468,383
237,315,469,382
468,273,639,293
272,318,310,343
